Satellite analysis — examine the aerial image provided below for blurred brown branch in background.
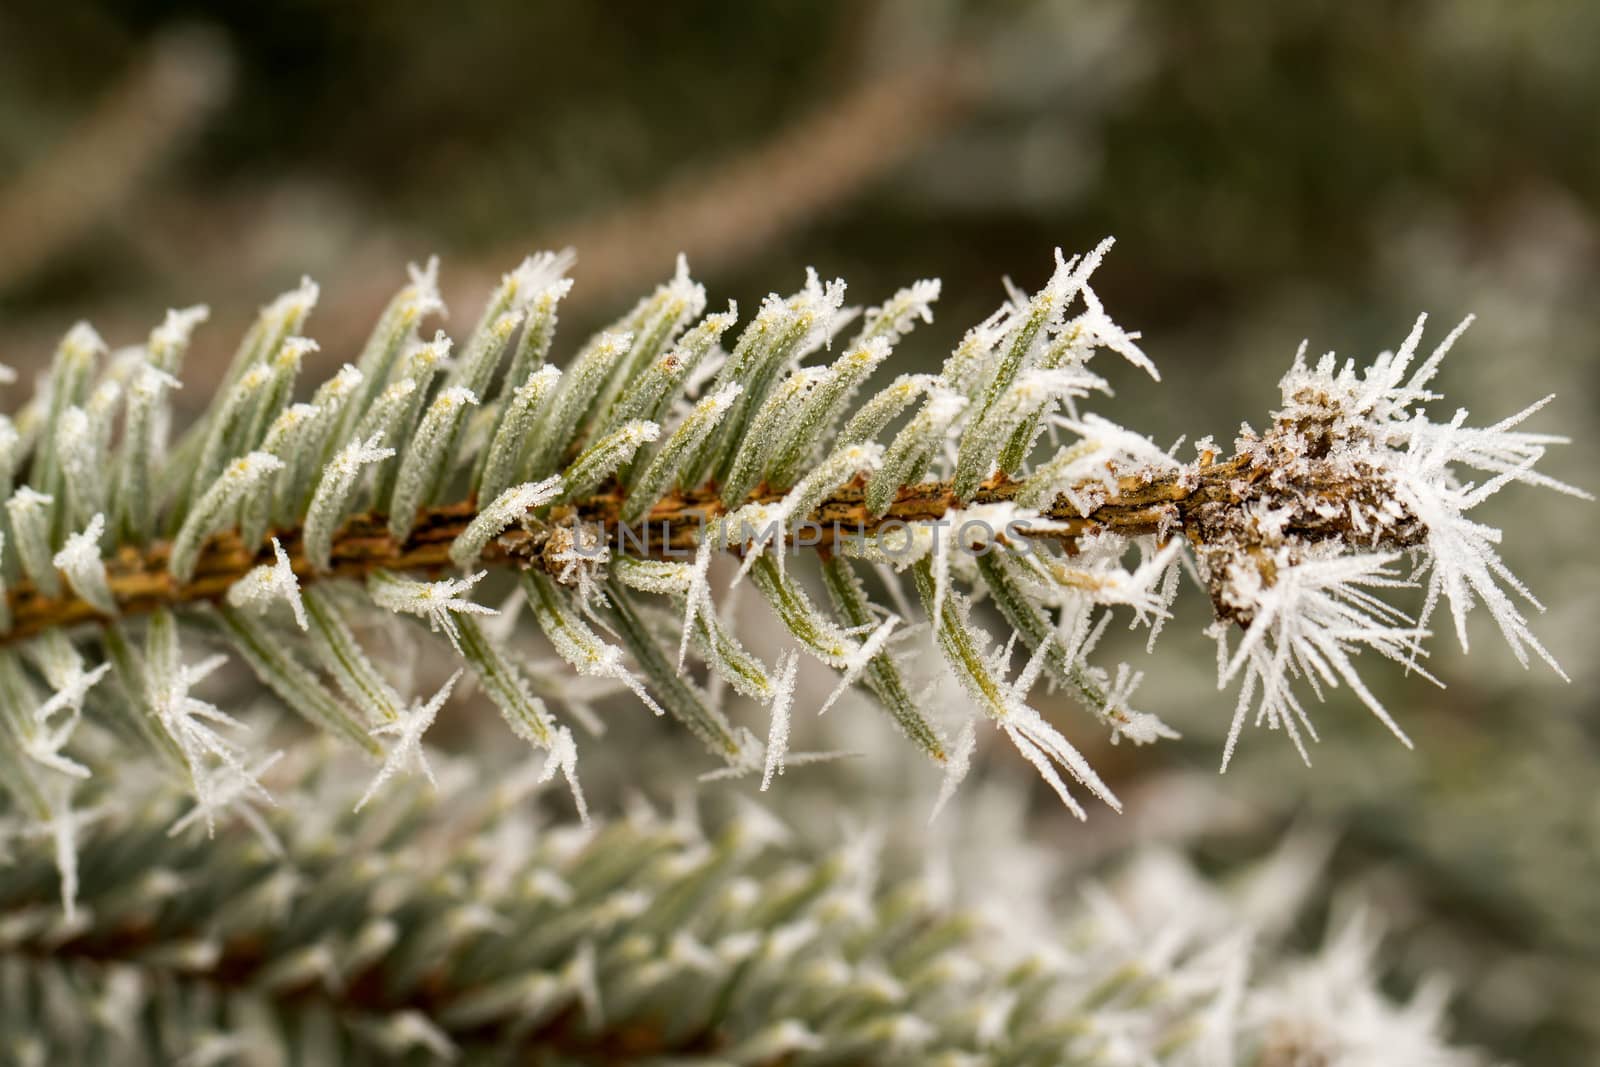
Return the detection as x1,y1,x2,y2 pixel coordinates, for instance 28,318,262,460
0,25,232,294
1,41,981,400
524,50,983,309
366,48,985,360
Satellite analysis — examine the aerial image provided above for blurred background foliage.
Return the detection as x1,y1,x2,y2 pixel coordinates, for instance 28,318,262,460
1,1,1595,1063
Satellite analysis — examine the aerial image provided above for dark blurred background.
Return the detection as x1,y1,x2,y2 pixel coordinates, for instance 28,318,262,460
2,2,1596,1062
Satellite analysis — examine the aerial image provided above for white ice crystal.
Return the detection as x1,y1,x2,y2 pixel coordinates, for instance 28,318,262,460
1040,412,1183,512
816,614,899,717
929,718,977,823
52,515,115,615
304,433,395,571
368,571,496,652
356,669,462,811
1214,544,1427,769
225,538,307,630
148,304,210,357
537,725,589,825
24,657,108,780
1270,314,1587,669
760,650,800,791
927,579,1121,819
145,647,280,840
170,452,286,582
25,782,104,919
1188,314,1584,770
855,278,941,345
450,476,563,568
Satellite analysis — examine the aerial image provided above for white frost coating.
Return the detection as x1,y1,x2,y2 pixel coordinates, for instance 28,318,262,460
504,249,577,310
528,574,664,716
677,537,717,670
816,615,898,716
147,304,210,372
1072,282,1159,380
1214,545,1426,770
28,784,94,919
769,338,893,486
273,334,319,368
1243,911,1468,1067
316,361,363,404
537,725,589,825
722,367,826,503
167,751,284,853
855,278,940,346
1201,314,1586,744
865,385,967,515
60,321,108,362
523,331,633,481
927,578,1120,818
721,442,884,590
661,252,707,320
779,441,882,533
268,277,320,331
356,669,462,811
368,570,496,652
151,649,279,840
450,476,563,568
916,501,1065,633
761,650,799,791
1040,412,1182,512
929,718,976,823
52,515,115,615
543,522,611,606
258,401,318,451
25,653,108,780
611,558,692,597
1393,401,1583,675
784,267,852,359
117,362,181,529
226,538,307,630
7,487,60,596
304,433,395,572
1102,664,1179,746
1035,536,1184,623
56,405,109,525
271,364,361,513
561,419,659,500
170,452,285,583
622,382,740,525
404,256,446,320
388,385,480,542
479,364,561,503
721,501,787,586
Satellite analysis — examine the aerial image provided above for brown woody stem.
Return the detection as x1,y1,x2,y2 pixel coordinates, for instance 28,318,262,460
2,455,1270,647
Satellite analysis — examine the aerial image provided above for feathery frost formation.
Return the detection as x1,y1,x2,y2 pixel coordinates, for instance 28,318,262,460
0,243,1580,917
0,745,1487,1066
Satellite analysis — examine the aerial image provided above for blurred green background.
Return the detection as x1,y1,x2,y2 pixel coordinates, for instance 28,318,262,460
1,2,1596,1062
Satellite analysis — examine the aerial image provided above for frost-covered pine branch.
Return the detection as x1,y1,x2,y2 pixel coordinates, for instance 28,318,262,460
0,243,1582,916
0,742,1489,1067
